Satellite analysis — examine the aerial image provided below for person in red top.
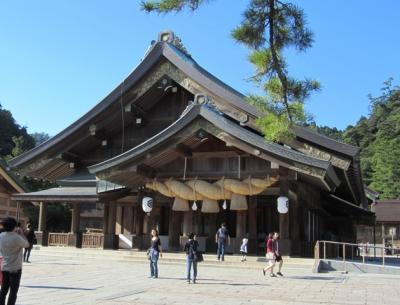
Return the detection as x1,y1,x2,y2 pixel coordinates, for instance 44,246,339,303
263,233,277,277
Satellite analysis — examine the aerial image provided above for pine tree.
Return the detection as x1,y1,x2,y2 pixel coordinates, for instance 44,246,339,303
142,0,320,141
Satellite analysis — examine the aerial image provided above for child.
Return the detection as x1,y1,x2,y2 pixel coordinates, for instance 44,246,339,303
240,237,248,262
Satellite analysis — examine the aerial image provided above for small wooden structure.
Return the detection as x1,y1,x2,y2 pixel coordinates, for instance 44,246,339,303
0,159,28,225
9,31,374,256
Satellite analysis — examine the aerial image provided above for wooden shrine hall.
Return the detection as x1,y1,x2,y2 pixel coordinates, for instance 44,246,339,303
9,31,374,256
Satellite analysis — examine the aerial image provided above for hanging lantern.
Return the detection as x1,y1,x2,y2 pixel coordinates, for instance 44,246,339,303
230,194,248,210
172,197,189,211
277,196,289,214
201,199,220,213
192,201,198,211
222,200,227,210
142,197,153,213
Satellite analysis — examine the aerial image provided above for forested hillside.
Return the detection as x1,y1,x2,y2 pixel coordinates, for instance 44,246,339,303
0,103,50,160
313,80,400,199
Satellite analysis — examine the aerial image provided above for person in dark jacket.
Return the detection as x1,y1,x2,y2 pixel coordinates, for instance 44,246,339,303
23,224,36,263
184,233,199,284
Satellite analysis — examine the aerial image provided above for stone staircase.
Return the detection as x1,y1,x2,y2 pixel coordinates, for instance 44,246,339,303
32,246,315,271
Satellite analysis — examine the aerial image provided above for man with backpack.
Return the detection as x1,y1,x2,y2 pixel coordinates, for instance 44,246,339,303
184,233,199,284
215,223,230,261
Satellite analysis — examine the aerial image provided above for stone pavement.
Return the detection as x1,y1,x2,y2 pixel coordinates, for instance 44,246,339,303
14,251,400,305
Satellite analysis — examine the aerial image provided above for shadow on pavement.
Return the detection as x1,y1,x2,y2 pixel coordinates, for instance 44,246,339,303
287,276,337,281
22,285,98,291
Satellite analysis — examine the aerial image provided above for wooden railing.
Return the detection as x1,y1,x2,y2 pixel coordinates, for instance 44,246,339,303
48,233,70,246
82,233,104,248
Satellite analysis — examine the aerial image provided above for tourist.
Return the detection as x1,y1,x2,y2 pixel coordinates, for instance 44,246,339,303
149,229,162,278
240,237,248,262
263,233,276,277
215,222,230,261
184,232,199,284
0,217,30,305
273,232,284,276
23,223,36,263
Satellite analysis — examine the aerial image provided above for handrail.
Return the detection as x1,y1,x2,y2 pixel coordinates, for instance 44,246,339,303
317,240,395,250
315,240,399,272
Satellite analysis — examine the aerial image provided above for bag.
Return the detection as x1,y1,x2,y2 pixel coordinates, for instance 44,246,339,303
266,252,275,260
146,248,151,260
195,252,204,262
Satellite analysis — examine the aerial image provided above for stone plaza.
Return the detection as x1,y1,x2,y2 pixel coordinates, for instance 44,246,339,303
13,248,400,305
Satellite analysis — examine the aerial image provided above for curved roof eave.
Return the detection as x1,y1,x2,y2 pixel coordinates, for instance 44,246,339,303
88,104,339,190
9,33,358,184
9,42,165,168
9,40,258,169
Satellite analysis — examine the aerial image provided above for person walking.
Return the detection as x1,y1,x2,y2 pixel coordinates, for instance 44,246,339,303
184,233,199,284
23,224,36,263
240,237,248,262
263,233,276,277
215,222,230,261
0,217,30,305
149,229,162,279
273,232,284,276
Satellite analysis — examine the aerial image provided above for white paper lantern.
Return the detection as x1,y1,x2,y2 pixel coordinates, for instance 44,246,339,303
277,196,289,214
192,201,198,211
142,197,153,213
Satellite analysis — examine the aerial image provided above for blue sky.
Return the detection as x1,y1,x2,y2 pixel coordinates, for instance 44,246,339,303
1,0,399,135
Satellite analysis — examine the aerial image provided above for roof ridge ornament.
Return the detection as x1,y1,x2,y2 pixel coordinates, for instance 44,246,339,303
158,30,190,57
180,93,221,118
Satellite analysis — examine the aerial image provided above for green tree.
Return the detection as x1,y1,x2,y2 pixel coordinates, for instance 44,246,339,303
142,0,320,141
0,104,35,157
31,132,51,146
342,79,400,199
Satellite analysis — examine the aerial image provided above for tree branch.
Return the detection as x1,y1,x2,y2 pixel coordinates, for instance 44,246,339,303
268,0,293,122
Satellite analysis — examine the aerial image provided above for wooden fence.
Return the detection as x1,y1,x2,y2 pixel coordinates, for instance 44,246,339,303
48,233,70,246
82,233,104,248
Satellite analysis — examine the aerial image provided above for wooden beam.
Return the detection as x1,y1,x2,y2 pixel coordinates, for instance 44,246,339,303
174,143,192,157
154,169,279,180
288,138,351,170
191,151,239,158
136,164,156,178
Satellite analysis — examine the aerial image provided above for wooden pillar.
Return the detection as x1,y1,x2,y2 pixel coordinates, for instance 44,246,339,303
279,167,291,255
38,202,47,232
204,213,217,252
289,183,300,255
70,203,80,233
123,206,133,235
236,210,247,239
103,202,110,234
38,202,48,246
103,201,118,249
135,207,144,236
168,210,181,250
108,202,117,235
248,197,257,254
182,210,193,237
132,205,145,250
116,205,123,235
69,202,82,248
